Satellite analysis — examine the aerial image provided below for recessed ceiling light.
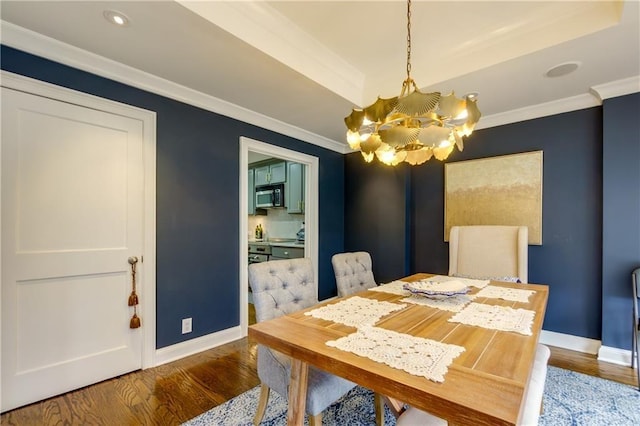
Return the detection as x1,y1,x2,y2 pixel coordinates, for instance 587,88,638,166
103,10,130,27
545,61,581,78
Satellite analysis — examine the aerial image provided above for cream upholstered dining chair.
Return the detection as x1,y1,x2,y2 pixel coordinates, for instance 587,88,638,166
248,258,357,426
395,344,551,426
331,251,378,297
448,225,529,283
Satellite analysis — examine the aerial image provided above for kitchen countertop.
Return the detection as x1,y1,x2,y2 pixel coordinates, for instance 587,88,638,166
248,239,304,248
270,241,305,248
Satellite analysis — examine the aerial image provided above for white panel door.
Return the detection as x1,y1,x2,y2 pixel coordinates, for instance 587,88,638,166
1,87,145,411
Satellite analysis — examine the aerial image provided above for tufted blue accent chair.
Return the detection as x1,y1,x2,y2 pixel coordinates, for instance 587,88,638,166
248,258,357,426
331,252,378,297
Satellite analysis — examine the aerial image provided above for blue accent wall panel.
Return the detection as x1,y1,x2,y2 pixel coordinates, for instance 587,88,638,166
1,45,345,348
602,92,640,349
344,153,410,282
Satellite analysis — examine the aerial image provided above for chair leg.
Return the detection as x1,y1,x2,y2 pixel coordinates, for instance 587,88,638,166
253,383,271,426
636,323,640,391
382,395,406,419
632,314,637,369
374,392,385,426
308,413,322,426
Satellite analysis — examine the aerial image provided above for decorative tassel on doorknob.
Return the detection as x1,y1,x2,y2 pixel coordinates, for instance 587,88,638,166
128,256,141,329
130,306,141,329
128,256,139,306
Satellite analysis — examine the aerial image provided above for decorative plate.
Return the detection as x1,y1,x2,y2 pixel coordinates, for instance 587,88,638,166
402,280,470,299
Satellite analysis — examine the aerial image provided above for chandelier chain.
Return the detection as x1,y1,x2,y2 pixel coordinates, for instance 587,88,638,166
406,0,412,79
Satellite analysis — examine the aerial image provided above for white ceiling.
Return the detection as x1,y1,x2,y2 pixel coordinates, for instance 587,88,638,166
1,1,639,151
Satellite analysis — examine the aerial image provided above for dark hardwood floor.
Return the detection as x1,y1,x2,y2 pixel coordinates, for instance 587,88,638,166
2,316,638,425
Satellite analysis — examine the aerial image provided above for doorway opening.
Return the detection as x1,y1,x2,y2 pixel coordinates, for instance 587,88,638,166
239,137,319,335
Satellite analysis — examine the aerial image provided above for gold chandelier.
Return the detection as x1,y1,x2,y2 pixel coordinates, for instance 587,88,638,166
344,0,481,166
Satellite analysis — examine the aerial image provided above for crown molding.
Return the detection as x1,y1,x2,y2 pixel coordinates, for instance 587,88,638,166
176,1,364,106
476,92,602,130
478,75,640,130
3,20,637,151
0,20,347,154
590,75,640,101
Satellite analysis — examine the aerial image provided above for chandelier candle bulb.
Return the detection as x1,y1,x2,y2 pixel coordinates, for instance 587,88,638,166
344,0,481,166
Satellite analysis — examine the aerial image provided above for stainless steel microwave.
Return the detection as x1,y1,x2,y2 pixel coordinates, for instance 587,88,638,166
256,184,284,208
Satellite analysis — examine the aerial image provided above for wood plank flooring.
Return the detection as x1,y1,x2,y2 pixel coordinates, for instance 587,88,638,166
2,333,638,425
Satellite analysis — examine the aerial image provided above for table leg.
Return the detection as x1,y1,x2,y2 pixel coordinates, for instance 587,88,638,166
287,358,309,425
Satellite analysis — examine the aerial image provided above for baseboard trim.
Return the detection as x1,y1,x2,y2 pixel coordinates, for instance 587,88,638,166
539,330,601,355
154,326,243,367
539,330,634,366
598,345,633,367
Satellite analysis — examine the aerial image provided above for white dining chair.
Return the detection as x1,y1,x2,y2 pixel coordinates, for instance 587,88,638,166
396,344,551,426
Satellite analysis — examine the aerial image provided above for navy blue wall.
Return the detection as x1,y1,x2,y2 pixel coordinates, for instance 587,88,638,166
344,154,411,282
345,100,640,349
1,46,345,348
602,93,640,349
411,109,603,340
4,44,638,350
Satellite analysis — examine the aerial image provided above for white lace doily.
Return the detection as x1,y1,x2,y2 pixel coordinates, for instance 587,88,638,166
401,294,474,312
368,280,410,296
429,275,490,289
449,302,535,335
475,285,535,303
326,326,465,383
304,296,406,327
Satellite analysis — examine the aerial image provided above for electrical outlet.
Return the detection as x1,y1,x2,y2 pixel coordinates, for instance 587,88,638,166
182,317,192,334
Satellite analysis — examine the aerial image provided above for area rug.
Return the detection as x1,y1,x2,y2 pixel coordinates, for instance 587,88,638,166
183,366,640,426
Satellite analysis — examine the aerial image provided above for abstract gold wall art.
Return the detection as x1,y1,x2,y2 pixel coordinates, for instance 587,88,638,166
444,151,543,245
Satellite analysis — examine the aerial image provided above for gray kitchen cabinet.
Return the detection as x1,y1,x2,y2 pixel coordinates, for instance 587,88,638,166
286,161,305,214
271,245,304,260
248,168,266,216
248,168,256,215
255,161,286,186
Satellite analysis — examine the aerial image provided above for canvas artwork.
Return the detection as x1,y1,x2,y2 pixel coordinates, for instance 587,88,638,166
444,151,543,245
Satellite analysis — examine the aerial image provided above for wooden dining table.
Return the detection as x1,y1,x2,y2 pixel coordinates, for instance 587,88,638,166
248,273,549,426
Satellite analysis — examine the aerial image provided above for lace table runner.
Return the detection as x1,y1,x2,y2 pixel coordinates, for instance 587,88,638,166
449,302,535,335
475,285,535,303
429,275,490,289
368,280,411,296
304,296,406,327
326,326,465,382
401,294,474,312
